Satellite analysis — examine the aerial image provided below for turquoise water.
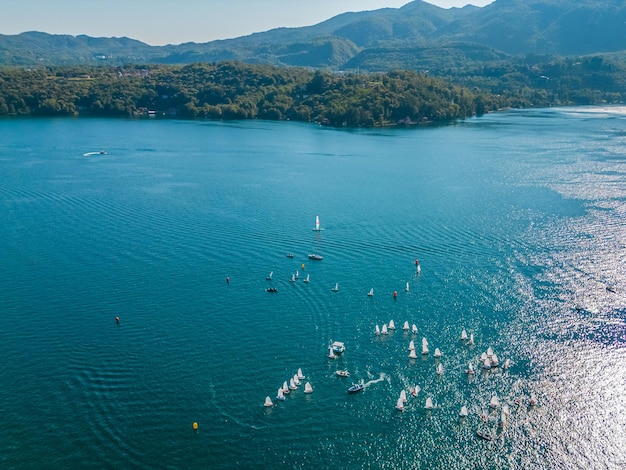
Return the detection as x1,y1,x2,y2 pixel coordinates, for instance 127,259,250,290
1,108,625,469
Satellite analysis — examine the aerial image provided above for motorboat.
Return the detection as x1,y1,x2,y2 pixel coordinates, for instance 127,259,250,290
476,430,493,441
330,341,345,354
308,254,323,260
286,253,294,258
335,370,350,377
348,383,364,394
266,287,278,293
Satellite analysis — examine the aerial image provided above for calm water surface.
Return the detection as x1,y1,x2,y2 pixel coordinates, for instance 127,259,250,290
1,108,625,469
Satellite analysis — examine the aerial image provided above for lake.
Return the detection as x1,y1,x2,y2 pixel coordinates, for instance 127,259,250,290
1,108,625,469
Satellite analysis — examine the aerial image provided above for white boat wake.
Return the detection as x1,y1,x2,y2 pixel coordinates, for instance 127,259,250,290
362,372,387,388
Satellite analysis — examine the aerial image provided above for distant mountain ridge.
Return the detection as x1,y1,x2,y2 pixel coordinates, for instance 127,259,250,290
1,0,625,70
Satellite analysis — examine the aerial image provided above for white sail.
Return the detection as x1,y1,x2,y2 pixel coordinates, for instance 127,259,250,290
313,214,322,231
408,340,415,351
289,378,297,390
459,405,469,417
295,270,299,279
400,390,408,403
489,395,500,408
388,320,395,330
382,324,388,335
395,397,405,411
282,381,290,393
416,265,421,274
482,358,492,369
469,333,475,345
403,321,409,331
425,397,434,409
421,337,429,355
264,396,273,407
409,349,418,359
502,358,510,369
437,363,444,375
405,282,410,292
434,348,442,358
466,362,474,374
277,388,285,400
332,283,339,292
304,274,310,283
266,271,273,280
487,347,494,358
491,354,499,367
375,325,381,335
412,324,418,334
304,382,313,394
367,288,374,296
461,329,468,340
290,274,296,282
481,352,487,361
293,374,300,386
297,368,305,380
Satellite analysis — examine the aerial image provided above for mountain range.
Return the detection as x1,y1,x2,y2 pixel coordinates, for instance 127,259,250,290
1,0,625,71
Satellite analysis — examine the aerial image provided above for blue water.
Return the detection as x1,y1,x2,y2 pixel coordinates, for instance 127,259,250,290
1,108,625,469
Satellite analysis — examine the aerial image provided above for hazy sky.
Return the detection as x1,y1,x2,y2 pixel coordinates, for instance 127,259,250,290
1,0,495,46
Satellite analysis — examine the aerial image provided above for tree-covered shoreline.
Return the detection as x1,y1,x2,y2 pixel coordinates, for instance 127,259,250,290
0,59,623,128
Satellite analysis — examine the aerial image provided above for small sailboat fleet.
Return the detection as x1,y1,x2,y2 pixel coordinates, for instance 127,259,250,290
268,368,314,406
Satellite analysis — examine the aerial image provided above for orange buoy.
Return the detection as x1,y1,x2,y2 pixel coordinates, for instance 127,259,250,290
115,316,120,324
193,422,198,430
415,259,419,266
301,263,305,270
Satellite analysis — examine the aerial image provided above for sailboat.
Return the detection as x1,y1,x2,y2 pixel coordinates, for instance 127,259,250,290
266,271,273,280
469,333,475,345
264,396,274,407
395,397,405,411
434,348,442,358
289,378,298,390
375,325,381,335
412,324,418,334
290,274,296,282
367,288,374,296
405,282,410,292
416,264,421,274
409,349,418,359
297,368,305,380
303,274,310,283
408,340,415,351
295,270,299,279
332,283,339,292
424,397,434,409
502,358,511,370
312,214,324,231
304,382,313,394
388,320,395,330
400,390,408,403
381,324,388,335
461,329,468,341
403,321,409,331
459,405,469,417
465,362,475,374
489,395,500,409
276,388,286,401
293,374,301,386
421,338,429,355
436,363,444,375
282,381,290,394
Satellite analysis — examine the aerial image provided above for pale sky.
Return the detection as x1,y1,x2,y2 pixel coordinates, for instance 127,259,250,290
1,0,495,46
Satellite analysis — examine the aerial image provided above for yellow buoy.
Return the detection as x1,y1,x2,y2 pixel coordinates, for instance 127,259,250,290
192,422,198,430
